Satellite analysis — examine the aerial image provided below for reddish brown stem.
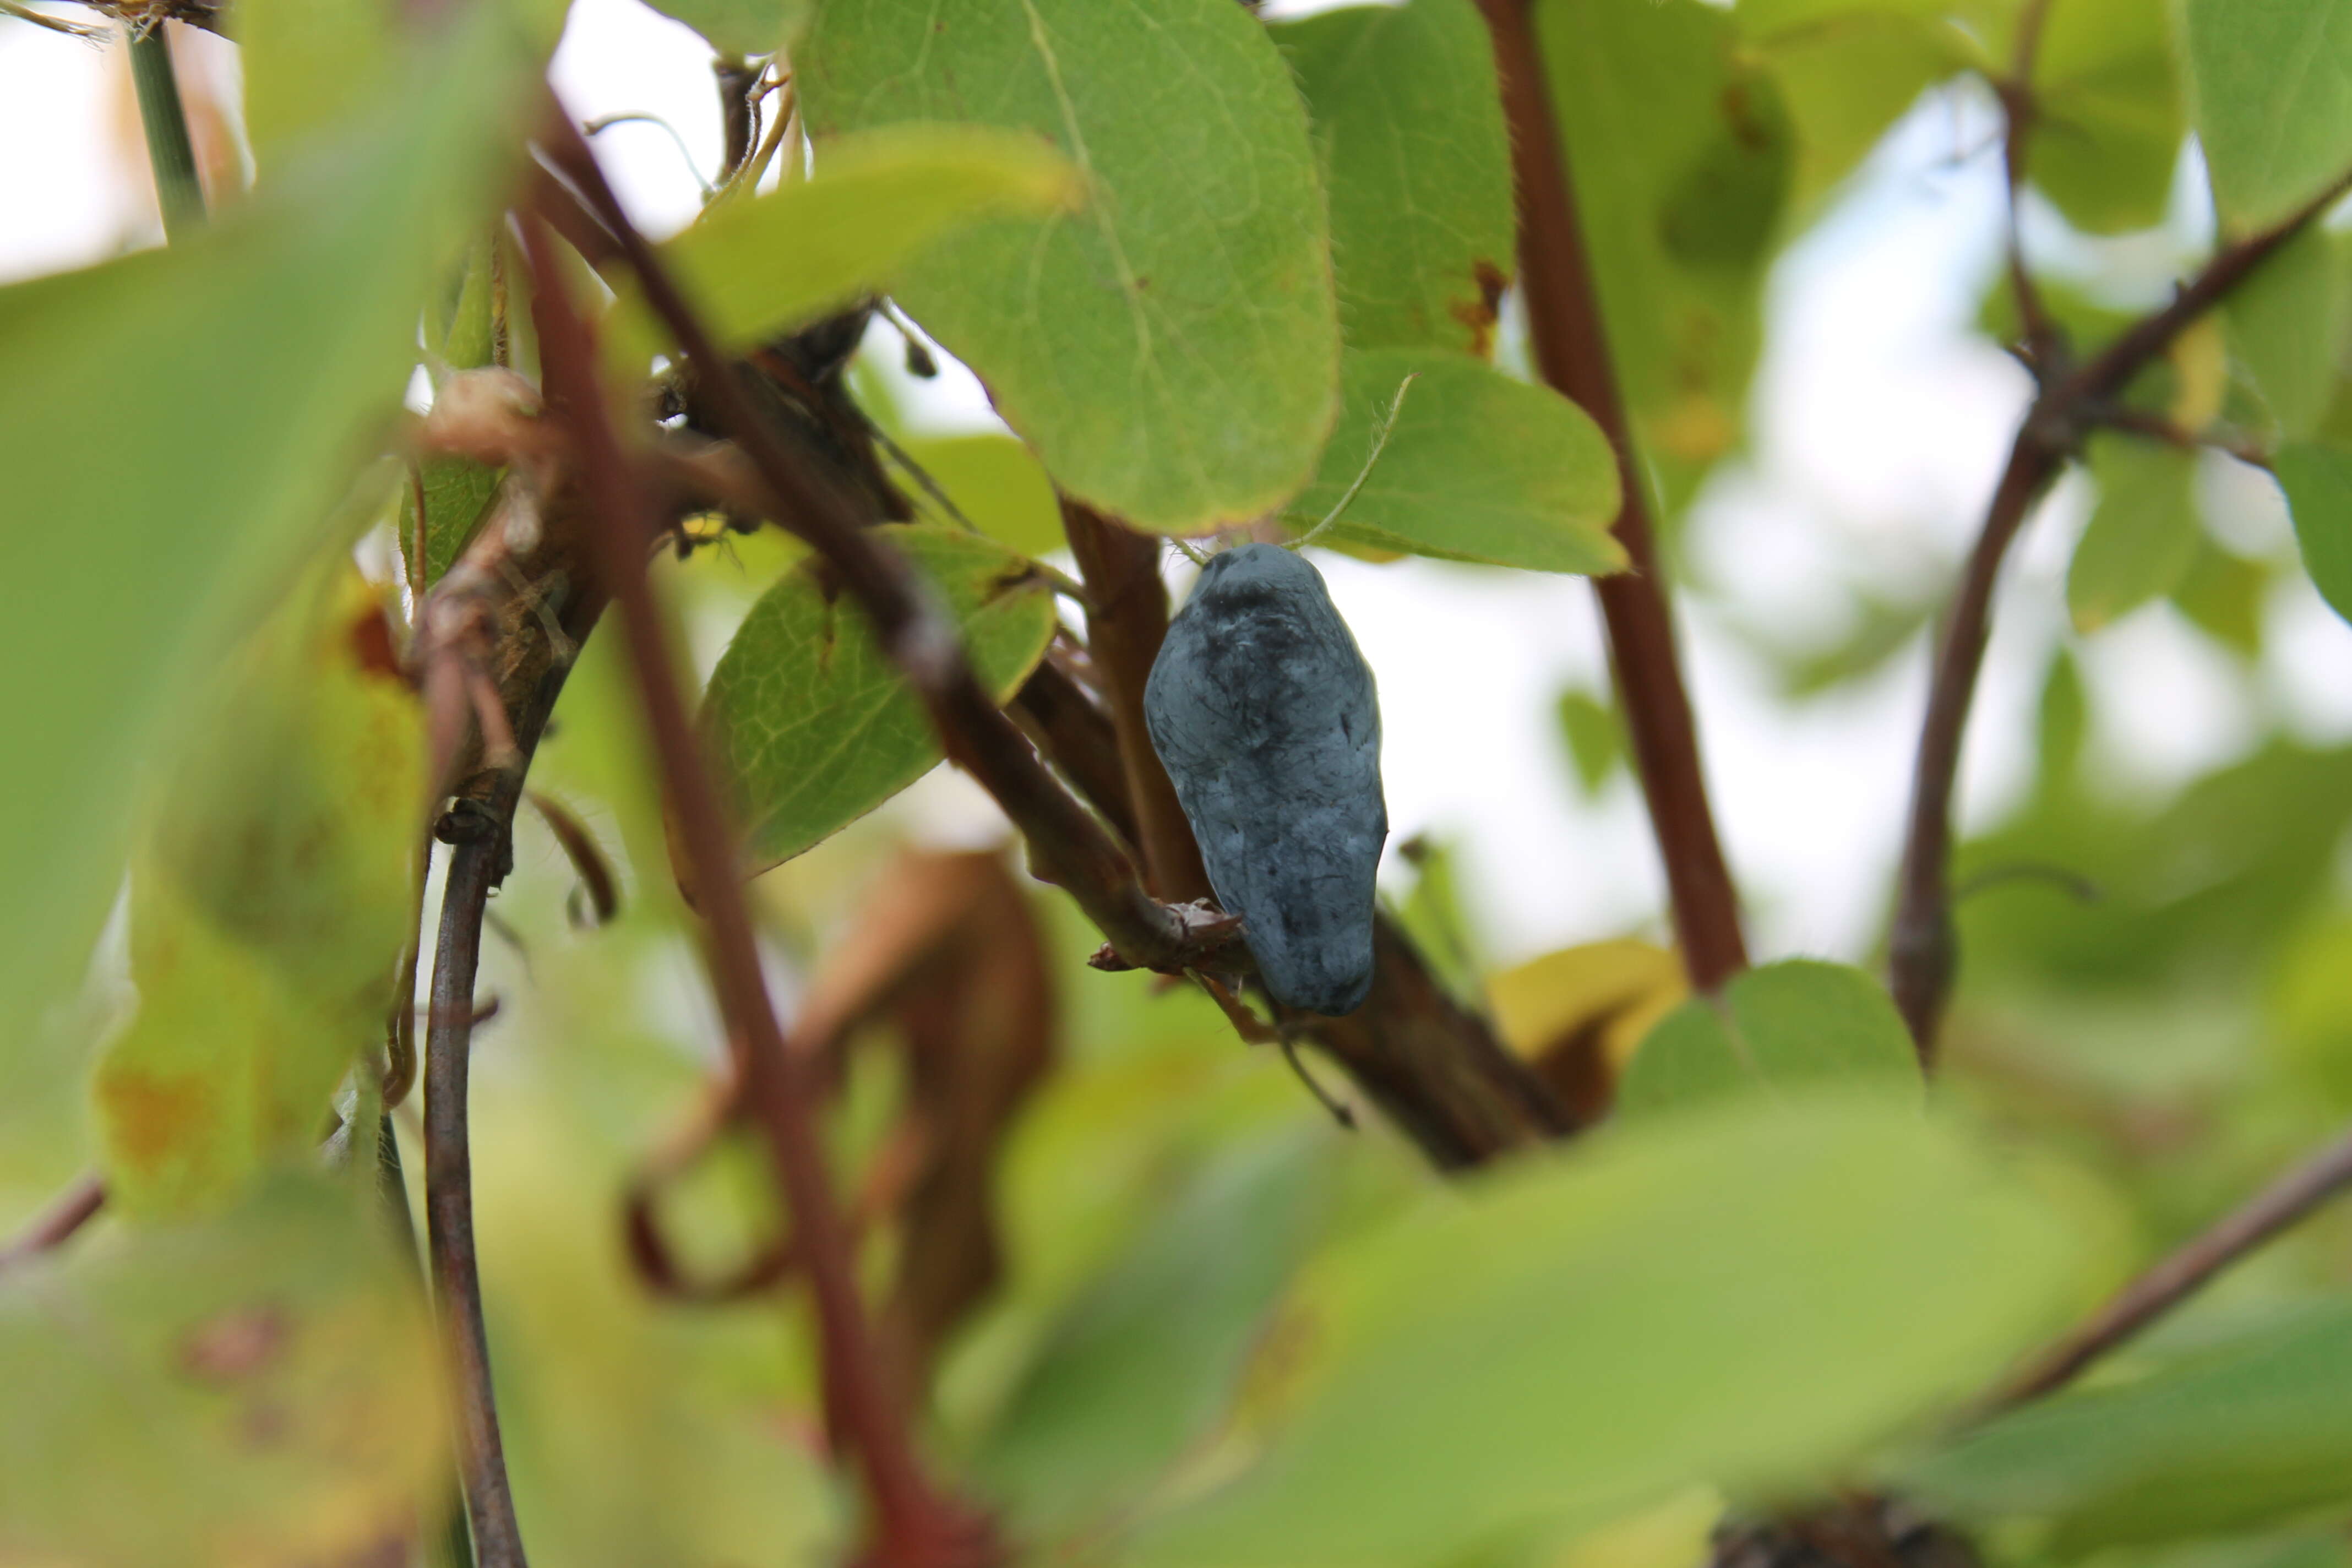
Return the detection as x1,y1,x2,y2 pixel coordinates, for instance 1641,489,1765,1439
520,209,992,1568
1056,500,1211,904
1889,161,2352,1057
0,1173,105,1271
1471,0,1749,993
1975,1117,2352,1415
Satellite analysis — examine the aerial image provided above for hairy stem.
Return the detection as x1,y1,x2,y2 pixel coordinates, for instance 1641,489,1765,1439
520,203,993,1568
127,21,204,241
1889,161,2352,1058
1470,0,1749,992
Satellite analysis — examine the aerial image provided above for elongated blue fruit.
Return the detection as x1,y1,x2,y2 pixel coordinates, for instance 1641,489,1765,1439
1144,544,1387,1016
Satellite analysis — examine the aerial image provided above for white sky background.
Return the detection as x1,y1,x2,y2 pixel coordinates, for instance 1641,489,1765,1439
7,0,2351,971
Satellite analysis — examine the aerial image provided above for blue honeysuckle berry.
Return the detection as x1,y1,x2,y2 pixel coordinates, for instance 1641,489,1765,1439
1144,544,1386,1016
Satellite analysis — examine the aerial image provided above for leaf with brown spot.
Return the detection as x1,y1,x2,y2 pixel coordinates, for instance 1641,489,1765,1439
1272,0,1518,359
0,1175,444,1568
96,565,424,1219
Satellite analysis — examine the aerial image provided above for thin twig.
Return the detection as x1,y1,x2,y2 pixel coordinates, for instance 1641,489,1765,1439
1470,0,1750,993
1973,1118,2352,1415
127,19,204,241
0,1173,106,1272
519,200,995,1568
1888,160,2352,1058
1997,0,2060,369
423,826,529,1568
533,98,1238,979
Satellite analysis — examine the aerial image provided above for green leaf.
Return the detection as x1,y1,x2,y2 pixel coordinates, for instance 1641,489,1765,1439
1904,1302,2352,1550
2068,436,2204,633
644,0,811,56
1617,959,1920,1119
2277,440,2352,624
1270,0,1516,357
1535,0,1792,513
702,523,1058,873
97,569,423,1217
611,124,1083,373
2171,538,2273,656
2181,0,2352,232
899,433,1069,559
796,0,1343,535
1130,1095,2082,1568
405,235,507,589
1556,688,1627,794
2028,0,2184,235
2228,226,2346,440
236,0,394,162
0,1175,444,1568
1741,8,1971,209
0,9,523,1046
977,1131,1332,1536
1287,350,1626,575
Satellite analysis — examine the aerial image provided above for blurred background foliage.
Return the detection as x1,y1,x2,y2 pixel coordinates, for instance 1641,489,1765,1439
9,0,2352,1565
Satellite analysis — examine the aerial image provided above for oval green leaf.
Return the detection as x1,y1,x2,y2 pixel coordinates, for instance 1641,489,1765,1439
1288,350,1625,575
1130,1095,2081,1568
2276,440,2352,626
1617,959,1921,1119
702,523,1059,873
1536,0,1792,514
2068,435,2203,634
796,0,1343,535
609,124,1082,378
2182,0,2352,232
899,433,1069,559
1271,0,1516,357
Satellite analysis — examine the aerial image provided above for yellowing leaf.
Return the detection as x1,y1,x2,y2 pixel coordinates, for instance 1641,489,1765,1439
1486,939,1686,1078
900,433,1068,558
0,1175,444,1568
97,567,424,1218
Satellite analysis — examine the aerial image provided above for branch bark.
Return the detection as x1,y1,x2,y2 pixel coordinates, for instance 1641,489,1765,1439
1055,501,1211,904
1009,655,1570,1166
423,824,527,1568
1470,0,1749,993
1888,162,2352,1058
520,202,995,1568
